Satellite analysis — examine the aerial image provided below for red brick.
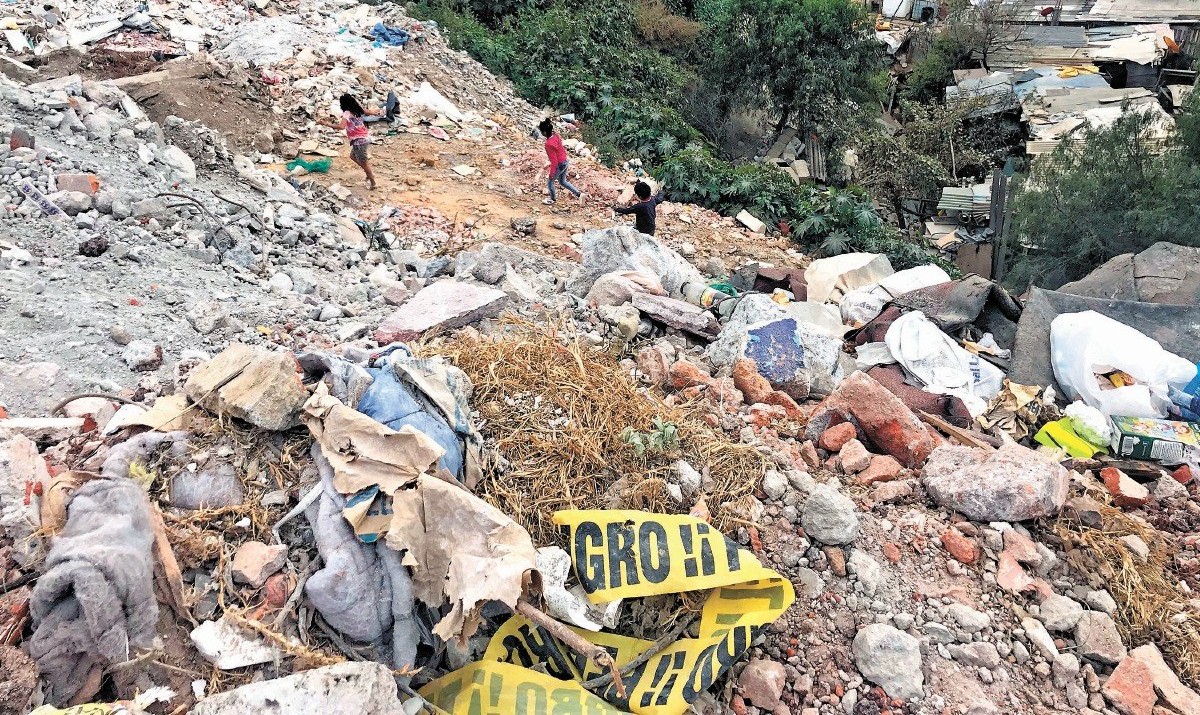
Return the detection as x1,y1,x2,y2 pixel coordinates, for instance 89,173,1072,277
798,441,821,470
1171,464,1192,485
1103,657,1158,715
858,455,903,484
824,546,846,577
819,422,857,452
669,360,711,390
996,551,1035,594
805,371,935,468
748,403,788,428
1101,467,1150,508
1002,529,1041,564
940,528,979,565
839,438,872,473
732,358,773,404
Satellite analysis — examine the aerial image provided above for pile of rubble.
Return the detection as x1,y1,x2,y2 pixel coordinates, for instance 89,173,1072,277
3,0,1200,713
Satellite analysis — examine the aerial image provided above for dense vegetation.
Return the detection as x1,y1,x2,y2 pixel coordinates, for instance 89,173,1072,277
416,0,1198,285
1005,100,1200,290
408,0,958,267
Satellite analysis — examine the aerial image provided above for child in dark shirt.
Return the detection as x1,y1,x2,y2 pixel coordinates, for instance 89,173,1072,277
612,180,666,235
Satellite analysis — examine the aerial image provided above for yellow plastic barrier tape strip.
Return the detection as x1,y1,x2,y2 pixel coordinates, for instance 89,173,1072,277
420,510,795,715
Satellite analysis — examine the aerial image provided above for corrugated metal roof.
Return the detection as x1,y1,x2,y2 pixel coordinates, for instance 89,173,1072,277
936,184,991,214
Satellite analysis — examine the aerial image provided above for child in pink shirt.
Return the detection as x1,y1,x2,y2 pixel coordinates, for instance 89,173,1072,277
322,94,378,190
539,118,582,204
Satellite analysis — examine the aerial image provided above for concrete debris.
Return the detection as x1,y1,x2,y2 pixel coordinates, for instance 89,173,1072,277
375,279,508,344
185,344,308,431
921,443,1069,522
801,483,860,545
1074,611,1128,665
851,623,923,701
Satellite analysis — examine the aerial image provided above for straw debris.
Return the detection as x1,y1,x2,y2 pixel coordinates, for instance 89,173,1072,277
1055,495,1200,688
438,319,768,545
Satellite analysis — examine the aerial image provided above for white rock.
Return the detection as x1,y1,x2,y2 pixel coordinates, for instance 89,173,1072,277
852,624,923,701
189,662,405,715
191,617,280,669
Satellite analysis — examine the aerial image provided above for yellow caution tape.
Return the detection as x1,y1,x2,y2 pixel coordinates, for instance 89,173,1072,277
420,510,796,715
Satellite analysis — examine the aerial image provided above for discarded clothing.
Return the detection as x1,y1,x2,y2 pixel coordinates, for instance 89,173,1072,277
304,444,425,670
286,156,332,173
301,385,536,642
29,479,158,705
371,23,409,47
299,345,484,487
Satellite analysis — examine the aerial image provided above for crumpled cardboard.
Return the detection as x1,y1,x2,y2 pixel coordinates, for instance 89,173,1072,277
979,380,1056,441
386,474,538,642
300,384,536,641
301,383,444,495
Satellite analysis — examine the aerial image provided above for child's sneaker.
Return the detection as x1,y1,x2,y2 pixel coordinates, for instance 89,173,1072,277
542,198,555,205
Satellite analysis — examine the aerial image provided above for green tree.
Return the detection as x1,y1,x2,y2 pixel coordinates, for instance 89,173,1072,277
702,0,884,140
1006,105,1200,290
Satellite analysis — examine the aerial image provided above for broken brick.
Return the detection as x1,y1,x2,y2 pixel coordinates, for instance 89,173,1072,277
1102,656,1157,715
819,422,857,452
940,528,979,565
1101,467,1150,508
858,455,903,484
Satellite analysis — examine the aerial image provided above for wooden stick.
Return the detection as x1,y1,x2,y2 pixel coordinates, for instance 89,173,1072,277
919,410,1002,449
581,614,696,692
515,599,627,699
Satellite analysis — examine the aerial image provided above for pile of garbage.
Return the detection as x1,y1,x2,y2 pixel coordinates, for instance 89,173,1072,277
6,214,1200,715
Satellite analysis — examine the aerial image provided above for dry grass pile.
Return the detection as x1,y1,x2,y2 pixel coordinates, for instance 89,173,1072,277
438,319,768,544
1056,498,1200,688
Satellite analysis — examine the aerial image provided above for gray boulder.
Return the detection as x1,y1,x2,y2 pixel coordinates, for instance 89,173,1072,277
566,226,703,298
801,484,860,545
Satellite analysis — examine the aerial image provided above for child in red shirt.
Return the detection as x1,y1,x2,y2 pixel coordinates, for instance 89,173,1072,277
539,118,582,204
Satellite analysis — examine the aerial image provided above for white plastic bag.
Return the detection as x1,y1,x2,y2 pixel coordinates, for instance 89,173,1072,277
885,311,1005,416
1050,311,1198,419
840,264,952,326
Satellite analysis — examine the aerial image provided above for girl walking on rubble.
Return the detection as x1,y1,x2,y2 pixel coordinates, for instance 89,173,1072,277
322,93,378,190
539,118,582,205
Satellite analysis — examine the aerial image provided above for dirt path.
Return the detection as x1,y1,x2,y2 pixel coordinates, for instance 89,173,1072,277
305,125,798,270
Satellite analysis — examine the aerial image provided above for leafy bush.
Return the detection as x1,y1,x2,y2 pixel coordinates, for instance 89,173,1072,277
633,0,704,47
588,100,702,165
655,145,801,223
410,1,516,71
654,147,950,271
701,0,884,139
1006,104,1200,289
